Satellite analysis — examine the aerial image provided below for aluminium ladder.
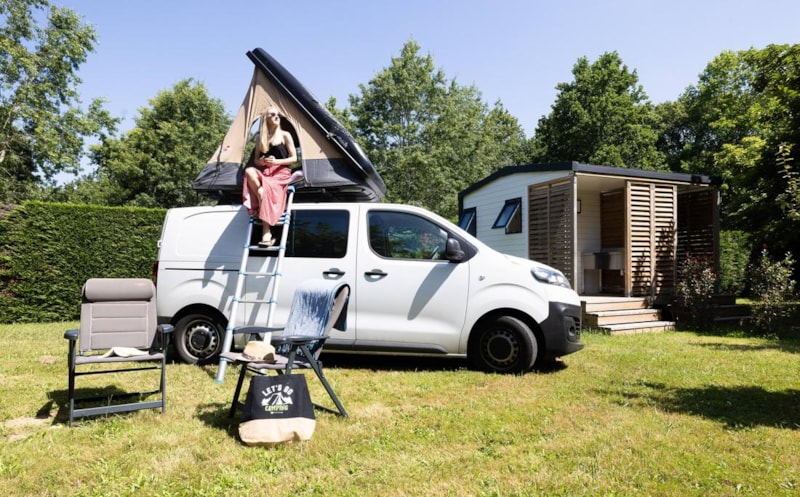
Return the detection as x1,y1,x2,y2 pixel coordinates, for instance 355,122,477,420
215,185,296,383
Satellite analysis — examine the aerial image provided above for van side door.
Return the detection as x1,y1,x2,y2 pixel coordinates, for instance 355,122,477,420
354,208,470,354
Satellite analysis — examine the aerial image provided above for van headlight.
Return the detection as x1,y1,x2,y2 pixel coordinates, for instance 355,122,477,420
531,267,572,289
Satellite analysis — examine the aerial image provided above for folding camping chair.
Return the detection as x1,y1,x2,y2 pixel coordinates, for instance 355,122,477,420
223,279,350,418
64,278,173,426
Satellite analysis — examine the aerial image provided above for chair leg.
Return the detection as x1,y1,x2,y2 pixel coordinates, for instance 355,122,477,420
160,356,167,414
67,344,76,427
228,362,249,418
300,345,348,417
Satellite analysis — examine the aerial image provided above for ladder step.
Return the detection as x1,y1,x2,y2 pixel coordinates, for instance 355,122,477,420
249,245,280,251
236,298,277,305
240,271,279,277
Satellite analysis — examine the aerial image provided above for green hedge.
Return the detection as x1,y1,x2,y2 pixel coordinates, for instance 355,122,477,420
0,202,166,323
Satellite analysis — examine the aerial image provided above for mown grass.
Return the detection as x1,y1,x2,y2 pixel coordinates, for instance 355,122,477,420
1,322,799,496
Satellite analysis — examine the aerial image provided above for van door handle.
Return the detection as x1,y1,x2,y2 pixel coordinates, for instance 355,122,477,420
365,269,388,278
323,269,345,277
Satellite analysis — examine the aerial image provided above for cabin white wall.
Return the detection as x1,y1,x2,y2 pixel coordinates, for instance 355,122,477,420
462,171,569,259
576,187,602,294
463,175,528,258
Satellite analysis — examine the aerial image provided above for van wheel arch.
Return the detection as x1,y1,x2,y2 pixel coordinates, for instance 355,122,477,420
468,312,543,374
173,306,228,365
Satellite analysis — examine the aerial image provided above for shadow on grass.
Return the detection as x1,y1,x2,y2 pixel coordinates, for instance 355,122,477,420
318,353,569,374
692,340,800,354
603,382,800,430
196,401,238,435
320,353,467,372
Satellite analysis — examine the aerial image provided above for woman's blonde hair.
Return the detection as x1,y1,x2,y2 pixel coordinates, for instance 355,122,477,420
258,107,282,154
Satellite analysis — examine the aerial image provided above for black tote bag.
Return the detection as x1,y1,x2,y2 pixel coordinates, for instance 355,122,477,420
238,374,316,446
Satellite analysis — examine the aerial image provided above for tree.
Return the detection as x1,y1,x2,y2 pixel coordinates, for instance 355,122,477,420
662,44,800,261
85,79,231,208
531,52,665,170
0,0,117,203
341,40,528,219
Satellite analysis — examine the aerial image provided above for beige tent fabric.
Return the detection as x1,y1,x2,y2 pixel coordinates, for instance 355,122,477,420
204,69,271,171
204,69,344,174
195,49,384,202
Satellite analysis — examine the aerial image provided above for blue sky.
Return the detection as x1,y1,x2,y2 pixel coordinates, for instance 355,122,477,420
56,0,800,138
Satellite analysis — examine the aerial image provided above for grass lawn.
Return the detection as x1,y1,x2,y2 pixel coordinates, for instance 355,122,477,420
1,322,799,496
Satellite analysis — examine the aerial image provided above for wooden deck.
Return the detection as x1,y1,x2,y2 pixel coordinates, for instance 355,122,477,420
581,296,674,334
580,295,751,334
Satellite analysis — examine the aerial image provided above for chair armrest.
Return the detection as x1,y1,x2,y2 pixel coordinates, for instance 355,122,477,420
64,329,79,341
157,324,174,335
232,326,283,335
272,335,330,346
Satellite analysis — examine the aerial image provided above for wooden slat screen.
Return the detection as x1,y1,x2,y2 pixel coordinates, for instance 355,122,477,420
600,190,625,248
529,181,574,285
627,182,677,298
677,189,715,265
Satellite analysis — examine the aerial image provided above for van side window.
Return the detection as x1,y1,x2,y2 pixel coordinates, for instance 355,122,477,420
368,211,448,260
286,210,349,258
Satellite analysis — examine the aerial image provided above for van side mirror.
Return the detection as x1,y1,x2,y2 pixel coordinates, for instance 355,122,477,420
445,238,465,262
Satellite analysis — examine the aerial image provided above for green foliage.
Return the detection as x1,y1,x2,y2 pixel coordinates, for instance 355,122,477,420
532,51,666,170
776,143,799,221
665,45,800,268
674,254,717,330
0,0,118,202
0,202,164,323
82,79,231,208
342,40,528,219
749,248,796,336
718,230,751,295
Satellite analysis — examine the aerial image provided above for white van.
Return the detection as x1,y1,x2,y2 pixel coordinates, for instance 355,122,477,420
170,48,583,373
155,201,584,374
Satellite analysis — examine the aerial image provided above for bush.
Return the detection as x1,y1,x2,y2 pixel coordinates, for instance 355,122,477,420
0,201,165,323
749,248,796,336
718,230,750,295
674,254,717,330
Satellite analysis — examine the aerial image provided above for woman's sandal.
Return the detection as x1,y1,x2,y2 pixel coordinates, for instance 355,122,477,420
258,232,274,247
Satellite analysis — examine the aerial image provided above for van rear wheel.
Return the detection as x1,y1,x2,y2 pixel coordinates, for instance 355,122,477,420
469,316,538,374
174,312,225,365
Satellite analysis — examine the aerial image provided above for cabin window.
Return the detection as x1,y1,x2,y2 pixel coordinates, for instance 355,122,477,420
458,208,477,236
492,198,522,234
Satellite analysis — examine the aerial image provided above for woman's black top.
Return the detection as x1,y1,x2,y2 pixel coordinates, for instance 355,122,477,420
260,143,289,160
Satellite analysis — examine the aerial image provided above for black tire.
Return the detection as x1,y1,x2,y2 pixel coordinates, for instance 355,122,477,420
174,312,226,365
468,316,538,374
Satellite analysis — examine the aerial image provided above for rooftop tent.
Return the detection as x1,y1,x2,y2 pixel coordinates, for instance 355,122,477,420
193,48,386,203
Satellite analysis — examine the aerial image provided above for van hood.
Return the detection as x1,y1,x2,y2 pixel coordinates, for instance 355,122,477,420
502,253,558,273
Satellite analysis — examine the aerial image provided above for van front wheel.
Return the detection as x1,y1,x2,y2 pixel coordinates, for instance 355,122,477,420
174,312,225,365
469,316,538,374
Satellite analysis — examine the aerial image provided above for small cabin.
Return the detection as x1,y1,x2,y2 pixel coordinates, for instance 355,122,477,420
458,162,720,303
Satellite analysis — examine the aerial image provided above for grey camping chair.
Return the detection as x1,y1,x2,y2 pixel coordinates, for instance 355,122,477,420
223,279,350,418
64,278,173,426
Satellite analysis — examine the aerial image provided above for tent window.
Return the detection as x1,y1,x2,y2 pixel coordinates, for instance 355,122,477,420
458,208,477,236
492,198,522,234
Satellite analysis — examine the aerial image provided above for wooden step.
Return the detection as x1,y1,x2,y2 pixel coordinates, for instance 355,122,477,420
585,308,661,327
711,294,738,306
603,321,676,335
582,297,647,313
712,303,752,318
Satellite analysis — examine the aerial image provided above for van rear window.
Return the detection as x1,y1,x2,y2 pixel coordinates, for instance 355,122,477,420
286,210,349,258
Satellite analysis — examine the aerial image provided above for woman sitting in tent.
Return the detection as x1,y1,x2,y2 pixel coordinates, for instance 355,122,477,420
243,107,297,247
